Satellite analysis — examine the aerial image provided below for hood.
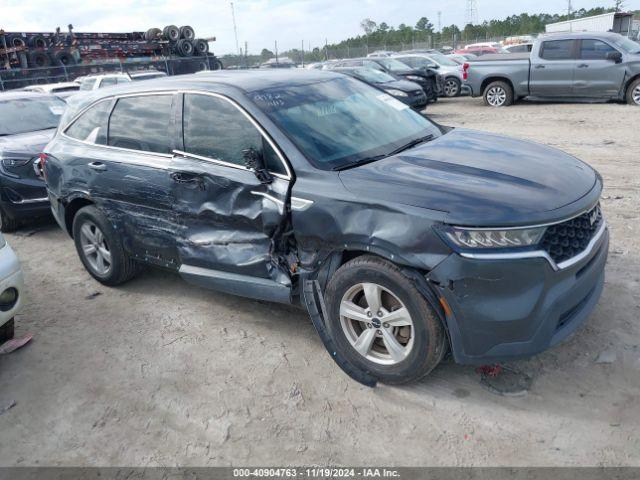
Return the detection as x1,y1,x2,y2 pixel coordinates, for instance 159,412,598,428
0,128,56,157
338,128,599,226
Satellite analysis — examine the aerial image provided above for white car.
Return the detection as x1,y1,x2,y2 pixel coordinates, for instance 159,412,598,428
76,74,132,91
23,82,80,99
0,232,24,343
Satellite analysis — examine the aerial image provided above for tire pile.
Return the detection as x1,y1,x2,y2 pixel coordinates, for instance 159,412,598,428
0,24,212,70
144,25,210,57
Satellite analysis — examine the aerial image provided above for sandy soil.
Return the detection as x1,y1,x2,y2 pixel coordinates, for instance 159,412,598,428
0,97,638,467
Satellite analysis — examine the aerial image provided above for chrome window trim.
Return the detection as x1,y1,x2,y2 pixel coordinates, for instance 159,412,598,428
59,89,292,180
459,220,607,271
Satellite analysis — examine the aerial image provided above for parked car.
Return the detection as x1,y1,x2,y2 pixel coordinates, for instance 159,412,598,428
43,71,608,385
330,57,440,103
366,50,395,58
454,46,503,56
0,91,65,231
77,73,132,91
23,82,80,99
464,32,640,106
447,53,478,63
332,67,428,110
504,43,534,53
0,232,25,344
129,71,168,81
393,53,468,97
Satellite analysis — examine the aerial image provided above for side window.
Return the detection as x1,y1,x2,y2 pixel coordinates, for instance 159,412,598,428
79,78,96,91
540,40,574,60
108,95,173,154
65,100,112,144
182,93,286,174
580,40,617,60
398,57,415,68
363,60,383,70
100,77,117,88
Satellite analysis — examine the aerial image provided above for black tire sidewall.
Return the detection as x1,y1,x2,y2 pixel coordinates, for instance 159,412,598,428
325,257,444,384
72,206,128,285
627,79,640,106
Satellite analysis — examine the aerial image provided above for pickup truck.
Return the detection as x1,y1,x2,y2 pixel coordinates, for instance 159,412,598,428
464,32,640,106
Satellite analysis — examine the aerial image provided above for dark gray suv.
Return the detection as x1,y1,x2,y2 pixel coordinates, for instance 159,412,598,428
42,71,608,385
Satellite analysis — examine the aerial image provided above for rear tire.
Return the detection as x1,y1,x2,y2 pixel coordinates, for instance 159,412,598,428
325,255,446,385
626,78,640,106
483,80,514,107
0,319,14,344
179,25,195,41
162,25,180,42
72,205,139,286
0,207,18,233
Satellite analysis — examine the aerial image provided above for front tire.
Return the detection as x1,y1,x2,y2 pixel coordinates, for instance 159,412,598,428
325,255,446,385
627,78,640,106
72,205,139,286
443,77,461,97
483,80,514,107
0,207,18,233
0,318,14,343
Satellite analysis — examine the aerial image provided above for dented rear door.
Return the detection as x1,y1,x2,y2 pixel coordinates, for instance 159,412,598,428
171,92,292,289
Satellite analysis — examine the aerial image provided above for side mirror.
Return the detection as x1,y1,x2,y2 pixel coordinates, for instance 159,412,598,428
243,147,272,184
606,51,623,63
427,63,439,69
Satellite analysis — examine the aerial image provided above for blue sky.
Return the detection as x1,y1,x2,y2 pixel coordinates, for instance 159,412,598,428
4,0,639,55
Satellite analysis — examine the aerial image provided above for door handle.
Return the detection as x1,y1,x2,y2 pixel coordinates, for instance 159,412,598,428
577,64,589,68
88,161,107,171
534,64,545,69
170,171,205,190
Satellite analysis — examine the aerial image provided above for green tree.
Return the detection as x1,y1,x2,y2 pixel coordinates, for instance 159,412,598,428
360,18,377,35
260,48,274,61
415,17,434,32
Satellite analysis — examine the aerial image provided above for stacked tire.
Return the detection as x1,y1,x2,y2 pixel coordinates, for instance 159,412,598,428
148,24,208,57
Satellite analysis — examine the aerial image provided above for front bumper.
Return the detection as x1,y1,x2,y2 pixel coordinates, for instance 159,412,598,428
0,173,49,220
0,243,25,327
427,225,609,364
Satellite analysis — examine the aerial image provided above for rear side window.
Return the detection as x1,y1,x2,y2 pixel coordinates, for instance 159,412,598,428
182,93,285,174
100,77,117,88
541,40,574,60
108,95,173,154
79,78,96,91
65,100,112,144
580,39,617,60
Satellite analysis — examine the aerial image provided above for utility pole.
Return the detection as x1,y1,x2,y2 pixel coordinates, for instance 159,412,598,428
567,0,573,17
465,0,479,26
275,40,278,63
244,41,248,68
437,11,442,32
301,40,304,67
230,2,241,56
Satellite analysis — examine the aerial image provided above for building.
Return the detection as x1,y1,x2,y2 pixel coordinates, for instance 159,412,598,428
545,12,635,37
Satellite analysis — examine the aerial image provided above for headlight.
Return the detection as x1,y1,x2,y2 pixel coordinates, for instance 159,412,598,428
384,89,408,97
440,226,546,249
405,75,423,81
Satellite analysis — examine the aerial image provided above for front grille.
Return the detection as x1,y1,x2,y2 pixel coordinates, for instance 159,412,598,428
540,204,602,265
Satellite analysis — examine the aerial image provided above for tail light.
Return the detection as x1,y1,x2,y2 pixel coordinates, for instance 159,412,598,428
37,153,48,180
462,63,470,81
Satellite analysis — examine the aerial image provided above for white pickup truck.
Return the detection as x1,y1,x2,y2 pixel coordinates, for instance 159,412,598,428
464,32,640,106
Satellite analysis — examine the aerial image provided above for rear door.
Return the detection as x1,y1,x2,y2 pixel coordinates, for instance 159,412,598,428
574,39,626,97
170,92,293,301
530,39,578,96
93,93,179,266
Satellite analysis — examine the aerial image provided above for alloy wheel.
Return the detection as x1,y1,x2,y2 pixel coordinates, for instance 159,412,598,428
444,79,459,97
633,85,640,105
79,221,112,276
486,86,507,106
339,282,415,365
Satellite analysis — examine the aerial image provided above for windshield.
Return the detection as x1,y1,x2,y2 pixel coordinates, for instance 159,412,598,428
610,36,640,54
374,58,412,72
0,96,66,135
352,68,395,83
250,77,441,170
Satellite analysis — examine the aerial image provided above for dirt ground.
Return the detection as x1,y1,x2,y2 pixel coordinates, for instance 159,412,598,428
0,97,638,467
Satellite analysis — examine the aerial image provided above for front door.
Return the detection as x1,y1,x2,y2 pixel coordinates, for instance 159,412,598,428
573,39,626,97
530,39,578,97
170,92,292,300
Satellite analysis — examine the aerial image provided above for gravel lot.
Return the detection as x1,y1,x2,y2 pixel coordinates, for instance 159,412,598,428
0,97,638,467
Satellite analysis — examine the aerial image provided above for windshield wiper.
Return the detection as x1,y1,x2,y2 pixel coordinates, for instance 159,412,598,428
387,134,434,156
334,134,435,171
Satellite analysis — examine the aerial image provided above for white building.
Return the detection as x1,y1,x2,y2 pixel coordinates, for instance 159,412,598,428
546,12,635,37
